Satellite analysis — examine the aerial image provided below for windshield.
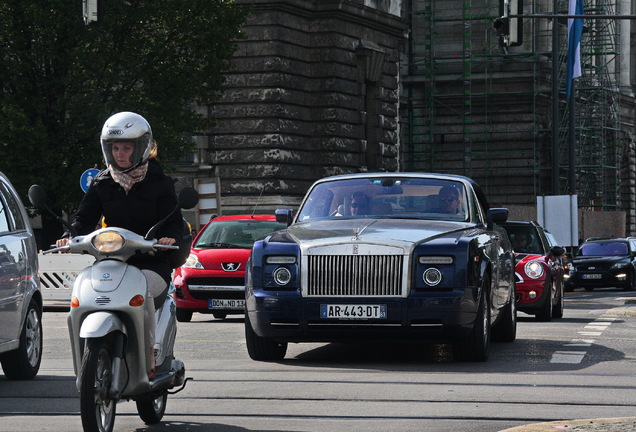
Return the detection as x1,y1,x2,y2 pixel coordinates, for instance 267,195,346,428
296,177,470,222
503,225,543,255
194,220,286,249
577,241,628,257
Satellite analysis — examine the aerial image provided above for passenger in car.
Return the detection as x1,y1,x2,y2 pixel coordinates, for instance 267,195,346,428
512,232,530,253
349,191,370,216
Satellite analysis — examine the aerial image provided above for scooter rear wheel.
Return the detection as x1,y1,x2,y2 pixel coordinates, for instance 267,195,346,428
80,338,117,432
136,392,168,424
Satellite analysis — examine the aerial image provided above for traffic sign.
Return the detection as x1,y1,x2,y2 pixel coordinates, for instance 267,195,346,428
80,168,100,193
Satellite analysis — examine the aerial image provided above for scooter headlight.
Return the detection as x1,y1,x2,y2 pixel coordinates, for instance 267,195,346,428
92,231,124,253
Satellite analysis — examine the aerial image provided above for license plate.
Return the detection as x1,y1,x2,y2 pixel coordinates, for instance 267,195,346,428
208,299,245,309
582,274,602,280
320,304,387,319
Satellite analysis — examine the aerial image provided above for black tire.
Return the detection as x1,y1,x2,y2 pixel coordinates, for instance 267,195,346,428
453,274,491,362
584,286,594,292
212,312,227,320
245,313,287,361
80,338,117,432
492,282,516,343
0,299,43,380
535,280,553,322
564,284,575,293
176,308,193,323
552,282,564,319
136,392,168,424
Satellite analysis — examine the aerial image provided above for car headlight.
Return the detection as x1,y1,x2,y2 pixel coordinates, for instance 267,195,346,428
272,267,292,286
524,261,544,279
183,253,204,269
92,231,124,253
423,268,443,286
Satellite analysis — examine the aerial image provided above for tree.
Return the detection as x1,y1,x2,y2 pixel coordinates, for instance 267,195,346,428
0,0,248,214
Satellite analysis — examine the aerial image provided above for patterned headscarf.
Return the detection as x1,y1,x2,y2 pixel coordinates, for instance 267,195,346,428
109,163,149,193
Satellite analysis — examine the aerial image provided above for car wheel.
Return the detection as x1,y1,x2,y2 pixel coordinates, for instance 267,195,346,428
564,284,575,293
176,309,193,323
584,286,594,292
492,285,516,343
212,312,227,320
0,299,43,379
535,280,553,322
245,312,287,361
552,282,564,319
453,274,491,362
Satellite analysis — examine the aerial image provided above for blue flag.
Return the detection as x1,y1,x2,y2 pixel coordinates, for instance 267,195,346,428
566,0,584,98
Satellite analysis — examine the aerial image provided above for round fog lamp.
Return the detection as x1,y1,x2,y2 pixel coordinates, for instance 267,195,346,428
528,291,537,299
423,268,443,286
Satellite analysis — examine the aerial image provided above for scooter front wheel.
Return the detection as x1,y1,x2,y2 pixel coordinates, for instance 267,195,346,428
80,338,117,432
136,392,168,424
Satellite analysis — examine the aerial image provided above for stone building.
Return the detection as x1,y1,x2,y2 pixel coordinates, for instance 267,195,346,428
180,0,407,228
178,0,636,238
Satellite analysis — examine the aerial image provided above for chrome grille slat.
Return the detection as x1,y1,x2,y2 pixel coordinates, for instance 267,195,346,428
308,255,403,297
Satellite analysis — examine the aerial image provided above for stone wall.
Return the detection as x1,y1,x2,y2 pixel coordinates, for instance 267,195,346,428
194,0,407,215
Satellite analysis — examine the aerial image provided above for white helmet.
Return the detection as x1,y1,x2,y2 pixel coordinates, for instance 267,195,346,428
100,111,153,172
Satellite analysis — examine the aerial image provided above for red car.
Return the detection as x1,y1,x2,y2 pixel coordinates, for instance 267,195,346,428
173,215,286,322
500,221,566,321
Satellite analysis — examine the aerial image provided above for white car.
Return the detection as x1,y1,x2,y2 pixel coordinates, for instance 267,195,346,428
0,172,43,379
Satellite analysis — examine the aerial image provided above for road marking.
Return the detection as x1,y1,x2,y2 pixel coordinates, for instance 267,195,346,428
550,316,613,364
551,351,587,363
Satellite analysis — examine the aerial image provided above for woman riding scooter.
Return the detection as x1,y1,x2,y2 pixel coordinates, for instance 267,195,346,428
56,111,183,378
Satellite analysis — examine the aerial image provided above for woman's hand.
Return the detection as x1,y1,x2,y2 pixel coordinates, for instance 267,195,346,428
157,237,176,251
55,238,70,253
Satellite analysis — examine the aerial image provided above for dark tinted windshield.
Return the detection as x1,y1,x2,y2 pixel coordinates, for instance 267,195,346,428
195,220,286,249
502,225,543,254
577,241,628,257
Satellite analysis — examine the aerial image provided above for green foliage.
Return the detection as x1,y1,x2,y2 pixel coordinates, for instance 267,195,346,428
0,0,247,214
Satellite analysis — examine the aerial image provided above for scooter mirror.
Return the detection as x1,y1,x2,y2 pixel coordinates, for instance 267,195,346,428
178,187,199,210
28,184,48,210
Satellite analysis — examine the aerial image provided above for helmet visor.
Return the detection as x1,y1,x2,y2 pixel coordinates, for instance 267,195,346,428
101,134,151,172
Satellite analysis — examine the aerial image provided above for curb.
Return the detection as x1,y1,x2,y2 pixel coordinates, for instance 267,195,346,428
499,418,636,431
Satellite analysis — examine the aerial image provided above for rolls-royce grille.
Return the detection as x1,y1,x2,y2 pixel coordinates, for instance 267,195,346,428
307,255,403,297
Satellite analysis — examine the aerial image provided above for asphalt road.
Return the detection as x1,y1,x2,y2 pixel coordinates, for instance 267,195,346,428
1,288,635,432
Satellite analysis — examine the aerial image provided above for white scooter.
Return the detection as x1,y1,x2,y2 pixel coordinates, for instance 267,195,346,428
29,184,198,432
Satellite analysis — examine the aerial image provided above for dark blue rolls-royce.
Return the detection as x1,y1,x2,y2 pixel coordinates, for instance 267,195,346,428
245,173,516,362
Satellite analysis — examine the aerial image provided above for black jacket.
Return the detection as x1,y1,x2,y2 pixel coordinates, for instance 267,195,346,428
71,160,183,283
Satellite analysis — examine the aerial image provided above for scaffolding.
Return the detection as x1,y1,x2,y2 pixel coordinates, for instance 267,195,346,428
401,0,622,209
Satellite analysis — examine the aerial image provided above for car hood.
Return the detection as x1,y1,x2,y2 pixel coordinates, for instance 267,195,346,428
192,248,251,270
279,218,477,251
572,255,628,265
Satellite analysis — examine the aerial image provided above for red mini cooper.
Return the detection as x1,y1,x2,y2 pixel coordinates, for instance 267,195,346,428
500,221,567,321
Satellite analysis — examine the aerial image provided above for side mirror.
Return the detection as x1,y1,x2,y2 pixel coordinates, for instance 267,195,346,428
28,184,77,237
550,246,565,257
28,184,48,210
275,209,294,226
178,187,199,210
487,207,509,228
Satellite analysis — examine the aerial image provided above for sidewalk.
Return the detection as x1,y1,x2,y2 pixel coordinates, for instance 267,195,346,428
500,418,636,431
501,300,636,432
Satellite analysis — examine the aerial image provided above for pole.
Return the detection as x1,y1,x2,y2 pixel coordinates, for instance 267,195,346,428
568,81,577,194
551,0,560,195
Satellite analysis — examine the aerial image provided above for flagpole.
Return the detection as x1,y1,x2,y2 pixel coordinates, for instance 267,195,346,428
568,81,576,194
551,0,560,196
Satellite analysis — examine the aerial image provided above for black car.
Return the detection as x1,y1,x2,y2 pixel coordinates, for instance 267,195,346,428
566,237,636,291
245,172,517,363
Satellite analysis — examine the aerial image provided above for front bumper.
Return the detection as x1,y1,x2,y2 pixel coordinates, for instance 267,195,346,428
246,287,479,343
